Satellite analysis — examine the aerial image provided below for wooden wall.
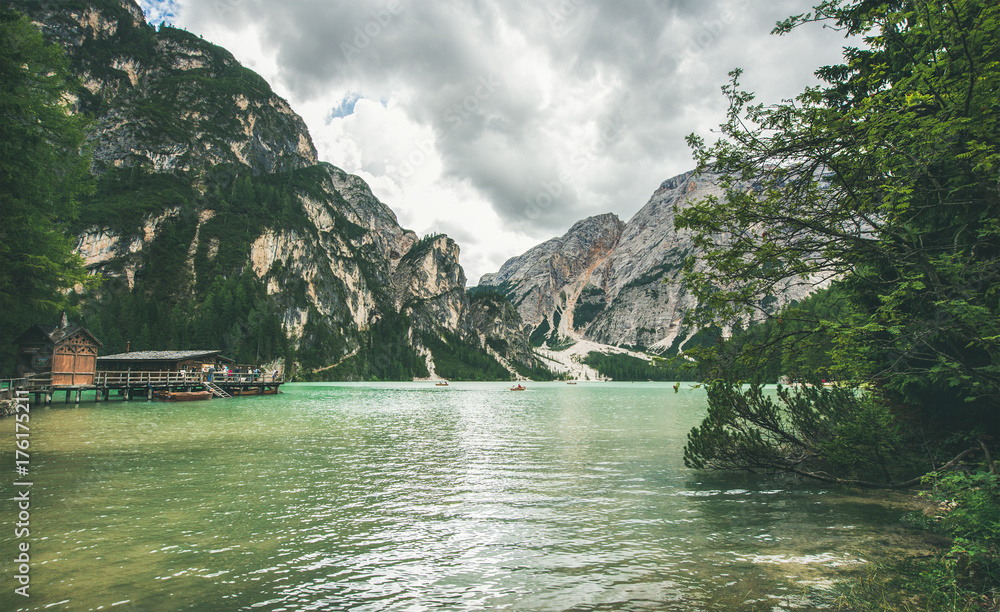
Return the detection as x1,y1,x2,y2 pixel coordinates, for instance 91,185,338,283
51,330,99,386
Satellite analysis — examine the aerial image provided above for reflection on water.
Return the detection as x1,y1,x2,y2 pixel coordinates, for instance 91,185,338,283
0,383,924,611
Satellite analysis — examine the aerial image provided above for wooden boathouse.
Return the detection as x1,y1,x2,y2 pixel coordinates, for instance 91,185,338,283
10,317,284,404
14,313,103,387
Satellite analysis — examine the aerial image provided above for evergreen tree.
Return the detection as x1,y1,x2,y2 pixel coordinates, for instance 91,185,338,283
0,11,96,372
678,0,1000,483
679,6,1000,601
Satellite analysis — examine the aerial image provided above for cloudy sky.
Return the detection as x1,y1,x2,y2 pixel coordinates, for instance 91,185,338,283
137,0,849,284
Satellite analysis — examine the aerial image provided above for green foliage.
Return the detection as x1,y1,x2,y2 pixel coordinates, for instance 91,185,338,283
667,3,999,602
572,284,607,329
529,317,551,348
68,16,274,142
677,0,1000,421
466,286,506,302
466,287,521,324
77,166,197,234
67,171,333,369
295,307,348,374
571,301,604,329
400,232,445,263
678,325,722,355
420,330,511,381
702,285,850,383
684,382,930,487
545,334,576,352
190,167,317,292
471,279,519,304
0,11,97,373
484,336,508,354
510,353,562,381
72,163,329,372
529,309,578,350
301,313,428,382
582,351,686,381
926,470,1000,593
678,0,999,498
836,468,1000,611
621,255,685,291
70,7,158,90
79,272,290,366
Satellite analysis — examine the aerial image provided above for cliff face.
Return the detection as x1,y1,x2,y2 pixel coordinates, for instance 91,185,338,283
582,171,713,350
35,0,317,175
480,171,821,352
10,0,539,379
482,213,625,333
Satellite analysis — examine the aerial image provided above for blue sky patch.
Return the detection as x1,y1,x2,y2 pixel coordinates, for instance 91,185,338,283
329,94,362,120
135,0,178,27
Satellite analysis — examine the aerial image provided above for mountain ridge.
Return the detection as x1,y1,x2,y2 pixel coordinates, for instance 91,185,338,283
479,170,824,353
6,0,546,380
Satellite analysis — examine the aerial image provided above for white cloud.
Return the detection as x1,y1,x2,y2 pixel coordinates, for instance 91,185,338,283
148,0,849,284
135,0,178,26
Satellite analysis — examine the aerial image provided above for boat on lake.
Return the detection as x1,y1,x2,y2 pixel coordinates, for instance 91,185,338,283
435,381,449,386
510,384,525,391
228,386,280,396
155,390,213,402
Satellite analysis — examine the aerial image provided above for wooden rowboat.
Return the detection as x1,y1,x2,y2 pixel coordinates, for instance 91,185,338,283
229,387,280,396
155,390,212,401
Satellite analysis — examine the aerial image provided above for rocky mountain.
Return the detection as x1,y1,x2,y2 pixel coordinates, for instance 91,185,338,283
479,171,823,353
8,0,543,380
479,213,626,332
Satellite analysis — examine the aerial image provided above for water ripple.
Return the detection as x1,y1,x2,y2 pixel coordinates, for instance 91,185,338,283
0,382,920,611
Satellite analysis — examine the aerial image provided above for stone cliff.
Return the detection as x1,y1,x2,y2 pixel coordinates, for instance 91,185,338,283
482,213,625,335
8,0,542,379
479,171,822,353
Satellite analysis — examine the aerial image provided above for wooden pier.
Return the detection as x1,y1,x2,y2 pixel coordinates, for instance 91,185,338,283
3,371,283,405
9,318,284,408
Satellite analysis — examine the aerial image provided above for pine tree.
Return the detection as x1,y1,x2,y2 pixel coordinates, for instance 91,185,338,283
0,11,97,372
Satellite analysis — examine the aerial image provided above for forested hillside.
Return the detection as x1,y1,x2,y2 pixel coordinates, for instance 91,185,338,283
0,0,548,381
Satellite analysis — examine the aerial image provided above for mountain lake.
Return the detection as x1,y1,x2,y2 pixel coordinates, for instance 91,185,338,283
0,382,937,611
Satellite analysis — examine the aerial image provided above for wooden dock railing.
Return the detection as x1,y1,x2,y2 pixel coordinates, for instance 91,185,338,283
95,370,205,386
93,371,284,386
3,372,283,396
0,376,54,398
211,372,284,384
1,378,26,400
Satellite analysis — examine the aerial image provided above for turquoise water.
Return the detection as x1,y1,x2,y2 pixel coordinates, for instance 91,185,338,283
1,382,918,611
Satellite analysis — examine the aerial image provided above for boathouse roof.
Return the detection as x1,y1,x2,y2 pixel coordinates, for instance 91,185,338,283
14,323,103,348
97,350,232,362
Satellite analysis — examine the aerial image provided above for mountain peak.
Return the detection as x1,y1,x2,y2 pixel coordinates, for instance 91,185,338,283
480,171,820,352
7,0,548,381
478,212,625,334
